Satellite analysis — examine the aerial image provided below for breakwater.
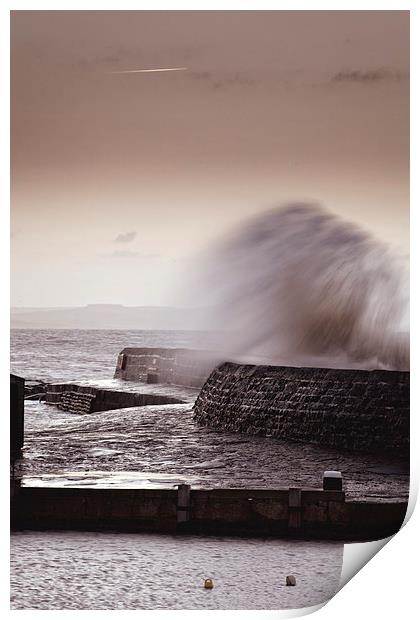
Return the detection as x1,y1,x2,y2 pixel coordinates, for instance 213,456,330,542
10,484,407,541
45,383,185,414
194,362,409,455
114,347,219,387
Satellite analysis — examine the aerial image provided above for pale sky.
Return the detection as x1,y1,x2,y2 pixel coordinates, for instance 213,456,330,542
11,10,409,307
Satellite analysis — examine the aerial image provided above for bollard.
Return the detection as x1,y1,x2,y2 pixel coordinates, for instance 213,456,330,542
286,575,296,586
323,471,343,491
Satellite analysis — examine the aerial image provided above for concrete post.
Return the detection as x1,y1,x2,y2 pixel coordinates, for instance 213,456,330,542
10,374,25,461
288,487,302,529
323,471,343,491
177,484,191,523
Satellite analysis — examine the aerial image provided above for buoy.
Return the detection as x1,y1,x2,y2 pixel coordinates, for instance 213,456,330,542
204,578,214,589
286,575,296,586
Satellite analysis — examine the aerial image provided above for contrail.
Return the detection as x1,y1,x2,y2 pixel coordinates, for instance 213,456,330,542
111,67,188,74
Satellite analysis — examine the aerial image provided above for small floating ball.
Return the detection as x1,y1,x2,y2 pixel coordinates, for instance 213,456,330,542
286,575,296,586
204,578,214,589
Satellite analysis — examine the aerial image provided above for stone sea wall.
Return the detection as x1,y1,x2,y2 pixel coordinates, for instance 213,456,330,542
193,362,409,455
114,348,220,388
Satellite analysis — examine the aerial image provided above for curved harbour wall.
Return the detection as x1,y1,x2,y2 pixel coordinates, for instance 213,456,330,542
193,362,409,455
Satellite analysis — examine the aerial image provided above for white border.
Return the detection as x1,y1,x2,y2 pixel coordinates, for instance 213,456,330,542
3,3,417,618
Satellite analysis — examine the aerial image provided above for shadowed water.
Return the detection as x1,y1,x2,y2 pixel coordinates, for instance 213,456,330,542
10,532,343,610
20,400,408,500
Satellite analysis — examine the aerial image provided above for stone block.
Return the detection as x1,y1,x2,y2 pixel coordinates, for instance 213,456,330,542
323,471,343,491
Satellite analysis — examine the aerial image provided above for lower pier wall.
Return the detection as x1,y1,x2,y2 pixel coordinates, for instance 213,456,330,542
45,384,185,414
193,362,410,456
11,486,407,541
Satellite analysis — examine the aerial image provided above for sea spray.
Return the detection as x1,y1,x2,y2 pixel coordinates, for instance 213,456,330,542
192,203,409,370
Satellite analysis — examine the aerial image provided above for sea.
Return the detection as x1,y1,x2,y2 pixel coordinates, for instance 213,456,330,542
9,329,407,610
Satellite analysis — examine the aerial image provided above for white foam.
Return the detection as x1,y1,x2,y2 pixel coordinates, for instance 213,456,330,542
193,203,409,371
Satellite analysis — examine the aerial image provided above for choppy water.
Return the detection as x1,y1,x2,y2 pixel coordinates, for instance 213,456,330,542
20,400,408,500
11,329,409,498
11,329,215,383
10,532,343,610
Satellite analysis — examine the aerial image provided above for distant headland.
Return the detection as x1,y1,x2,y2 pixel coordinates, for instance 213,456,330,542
10,305,207,330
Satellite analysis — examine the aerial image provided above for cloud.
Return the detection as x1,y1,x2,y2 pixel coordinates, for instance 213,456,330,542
189,71,212,81
92,44,200,71
212,73,256,90
94,45,144,67
101,250,161,259
111,250,140,258
114,231,137,243
188,70,256,91
330,68,407,84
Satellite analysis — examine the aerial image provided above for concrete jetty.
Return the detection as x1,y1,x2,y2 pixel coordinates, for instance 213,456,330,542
11,483,407,541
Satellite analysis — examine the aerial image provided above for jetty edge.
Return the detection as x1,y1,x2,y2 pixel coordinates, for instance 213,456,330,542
10,482,407,541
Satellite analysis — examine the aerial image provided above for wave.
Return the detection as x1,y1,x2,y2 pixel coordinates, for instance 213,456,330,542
193,203,409,371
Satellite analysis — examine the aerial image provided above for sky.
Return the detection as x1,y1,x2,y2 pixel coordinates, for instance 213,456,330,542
11,10,409,308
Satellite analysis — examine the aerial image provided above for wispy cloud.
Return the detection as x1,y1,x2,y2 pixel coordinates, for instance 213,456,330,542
101,250,161,259
111,250,140,258
92,43,199,69
330,68,407,85
188,70,256,91
189,71,212,81
114,231,137,243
